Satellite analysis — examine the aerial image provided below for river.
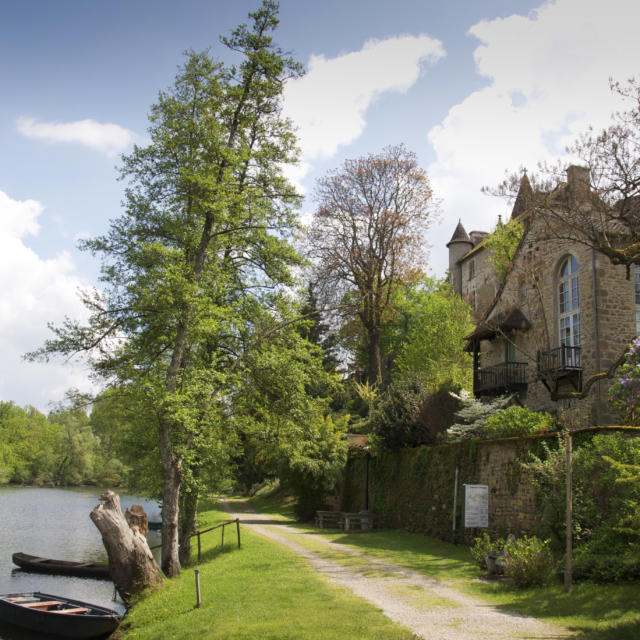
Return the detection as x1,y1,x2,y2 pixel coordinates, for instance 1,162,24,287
0,487,161,639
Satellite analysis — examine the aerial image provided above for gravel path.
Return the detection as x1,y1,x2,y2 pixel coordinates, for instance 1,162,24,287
220,499,571,640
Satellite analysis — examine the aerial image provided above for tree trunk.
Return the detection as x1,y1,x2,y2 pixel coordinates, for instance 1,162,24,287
160,453,182,577
179,490,198,566
367,328,382,383
90,491,164,602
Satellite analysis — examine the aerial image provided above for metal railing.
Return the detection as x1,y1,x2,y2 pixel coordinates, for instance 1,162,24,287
537,346,582,375
474,361,528,394
150,518,241,563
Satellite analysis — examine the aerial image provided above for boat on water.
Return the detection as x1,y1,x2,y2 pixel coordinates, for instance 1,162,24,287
0,592,122,639
12,553,110,580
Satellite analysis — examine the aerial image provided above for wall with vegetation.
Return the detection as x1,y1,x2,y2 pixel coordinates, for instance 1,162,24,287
340,428,634,544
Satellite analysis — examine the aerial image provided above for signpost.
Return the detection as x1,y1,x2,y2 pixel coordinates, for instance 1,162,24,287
462,484,489,528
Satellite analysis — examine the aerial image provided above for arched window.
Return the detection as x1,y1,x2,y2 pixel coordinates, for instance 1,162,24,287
558,256,580,349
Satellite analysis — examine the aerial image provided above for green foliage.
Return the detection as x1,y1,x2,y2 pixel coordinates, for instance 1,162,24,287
503,536,556,588
470,532,505,569
483,406,556,439
609,337,640,425
526,432,640,582
385,277,473,390
371,378,462,450
27,2,315,572
443,391,513,442
484,218,524,279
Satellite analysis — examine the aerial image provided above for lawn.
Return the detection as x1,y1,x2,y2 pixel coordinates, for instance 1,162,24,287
247,492,640,640
117,499,417,640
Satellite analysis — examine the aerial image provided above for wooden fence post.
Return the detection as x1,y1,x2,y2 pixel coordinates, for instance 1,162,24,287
236,518,241,548
221,523,225,550
197,531,202,563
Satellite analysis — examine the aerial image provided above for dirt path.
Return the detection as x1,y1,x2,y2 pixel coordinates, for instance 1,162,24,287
220,499,571,640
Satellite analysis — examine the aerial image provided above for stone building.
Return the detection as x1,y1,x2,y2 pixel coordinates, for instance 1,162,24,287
448,166,639,425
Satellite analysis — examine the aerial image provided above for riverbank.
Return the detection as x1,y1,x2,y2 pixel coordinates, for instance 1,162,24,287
0,486,160,640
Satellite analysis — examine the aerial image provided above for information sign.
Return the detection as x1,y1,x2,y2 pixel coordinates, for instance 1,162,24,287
463,484,489,528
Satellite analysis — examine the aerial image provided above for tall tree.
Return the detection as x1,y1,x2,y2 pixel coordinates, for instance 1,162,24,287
29,1,303,576
308,145,437,383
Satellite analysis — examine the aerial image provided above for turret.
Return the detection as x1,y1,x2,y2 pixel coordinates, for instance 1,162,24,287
447,220,474,294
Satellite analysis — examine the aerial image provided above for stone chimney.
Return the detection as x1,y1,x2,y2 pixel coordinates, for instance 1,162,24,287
566,165,590,205
469,230,488,245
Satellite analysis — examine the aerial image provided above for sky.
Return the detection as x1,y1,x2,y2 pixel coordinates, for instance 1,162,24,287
2,0,640,410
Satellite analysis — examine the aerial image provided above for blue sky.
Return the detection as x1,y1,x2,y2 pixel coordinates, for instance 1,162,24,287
2,0,639,409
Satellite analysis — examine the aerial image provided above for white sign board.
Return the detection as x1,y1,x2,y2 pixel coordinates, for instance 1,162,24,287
463,484,489,528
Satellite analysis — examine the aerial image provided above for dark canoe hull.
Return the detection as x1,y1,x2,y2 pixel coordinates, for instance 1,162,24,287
0,592,121,639
12,553,110,580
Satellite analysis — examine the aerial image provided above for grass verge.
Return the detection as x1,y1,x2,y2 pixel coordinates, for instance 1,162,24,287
117,499,416,640
247,487,640,639
268,521,640,639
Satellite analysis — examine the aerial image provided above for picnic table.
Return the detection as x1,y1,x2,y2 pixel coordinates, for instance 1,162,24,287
315,510,378,532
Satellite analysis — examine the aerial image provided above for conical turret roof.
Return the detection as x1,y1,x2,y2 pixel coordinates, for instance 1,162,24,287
447,220,472,246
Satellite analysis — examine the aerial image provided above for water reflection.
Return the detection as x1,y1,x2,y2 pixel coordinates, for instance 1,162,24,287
0,487,161,639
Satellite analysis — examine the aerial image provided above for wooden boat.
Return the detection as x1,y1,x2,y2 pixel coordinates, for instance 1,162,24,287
147,521,162,531
0,592,122,638
12,553,110,580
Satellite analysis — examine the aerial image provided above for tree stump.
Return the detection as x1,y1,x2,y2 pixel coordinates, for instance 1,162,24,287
91,491,164,601
125,504,149,537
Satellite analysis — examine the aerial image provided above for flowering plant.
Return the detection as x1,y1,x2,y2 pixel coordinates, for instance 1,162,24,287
609,338,640,425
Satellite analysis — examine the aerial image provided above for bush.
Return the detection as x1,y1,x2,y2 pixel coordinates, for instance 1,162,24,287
503,536,556,588
470,532,505,570
483,406,555,439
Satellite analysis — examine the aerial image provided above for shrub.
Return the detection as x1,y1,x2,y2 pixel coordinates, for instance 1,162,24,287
470,532,505,570
609,337,640,424
483,406,555,439
503,536,556,587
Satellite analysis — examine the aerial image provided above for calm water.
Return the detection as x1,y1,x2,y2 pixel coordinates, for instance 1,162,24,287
0,487,162,639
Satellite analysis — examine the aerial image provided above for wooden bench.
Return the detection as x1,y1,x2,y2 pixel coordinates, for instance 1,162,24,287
315,511,344,529
342,512,378,532
315,511,379,531
54,607,89,614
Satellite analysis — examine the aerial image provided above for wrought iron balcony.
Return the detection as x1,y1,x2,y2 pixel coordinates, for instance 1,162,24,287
474,361,528,396
537,346,582,375
537,346,582,392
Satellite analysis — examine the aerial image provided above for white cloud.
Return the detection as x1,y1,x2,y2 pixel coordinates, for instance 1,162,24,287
284,34,445,167
0,190,96,410
428,0,640,276
16,116,137,157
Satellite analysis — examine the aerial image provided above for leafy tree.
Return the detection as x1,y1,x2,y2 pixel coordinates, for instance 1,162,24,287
308,144,437,383
29,1,303,576
48,407,97,486
235,310,347,516
442,391,513,442
483,217,524,280
388,278,473,390
0,402,60,484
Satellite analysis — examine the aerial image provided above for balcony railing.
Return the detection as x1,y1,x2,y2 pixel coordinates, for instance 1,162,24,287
474,362,528,395
537,346,582,376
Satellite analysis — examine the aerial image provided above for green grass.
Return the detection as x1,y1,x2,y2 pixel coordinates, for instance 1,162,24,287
245,488,640,639
273,522,640,640
117,500,417,640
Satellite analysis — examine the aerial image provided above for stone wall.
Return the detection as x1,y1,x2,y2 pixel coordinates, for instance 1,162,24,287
341,435,550,544
478,212,636,425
